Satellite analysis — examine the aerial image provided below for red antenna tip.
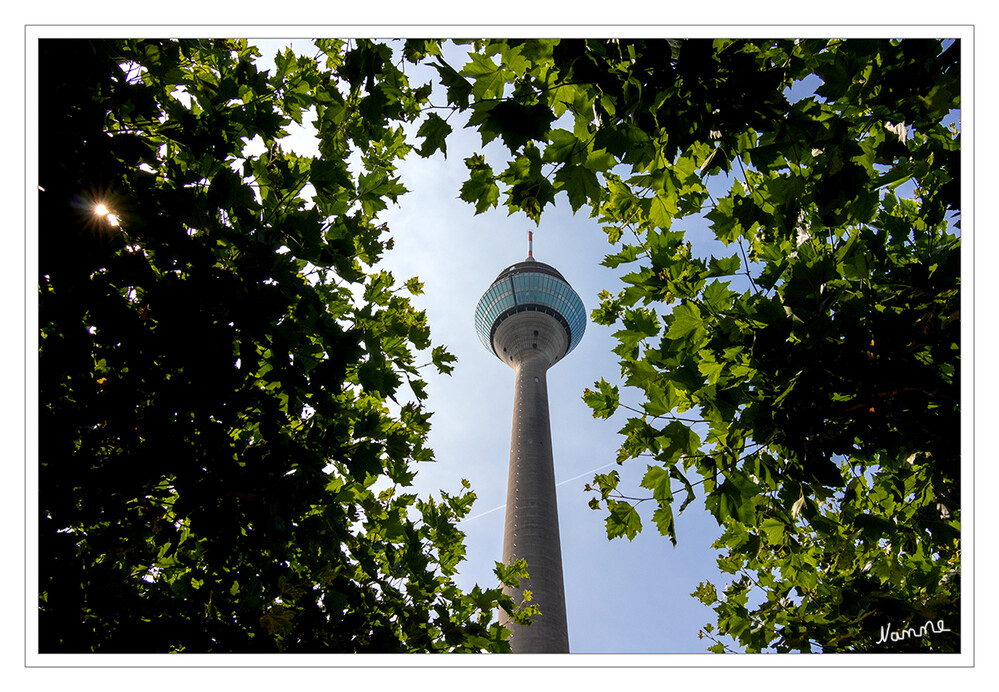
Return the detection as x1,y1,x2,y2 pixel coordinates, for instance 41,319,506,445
528,230,534,258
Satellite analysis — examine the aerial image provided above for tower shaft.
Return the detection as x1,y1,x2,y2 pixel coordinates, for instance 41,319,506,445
501,351,569,653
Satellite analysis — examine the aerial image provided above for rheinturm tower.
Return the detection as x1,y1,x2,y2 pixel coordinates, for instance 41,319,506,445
473,233,585,653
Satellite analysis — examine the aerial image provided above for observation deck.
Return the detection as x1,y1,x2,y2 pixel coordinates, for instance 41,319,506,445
474,257,586,368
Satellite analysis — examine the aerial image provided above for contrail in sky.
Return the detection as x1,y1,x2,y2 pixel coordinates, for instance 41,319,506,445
459,461,617,523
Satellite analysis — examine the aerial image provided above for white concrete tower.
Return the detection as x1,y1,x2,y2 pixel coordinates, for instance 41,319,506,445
473,233,586,653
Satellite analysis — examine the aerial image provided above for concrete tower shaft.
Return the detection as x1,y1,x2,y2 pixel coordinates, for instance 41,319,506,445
501,349,569,652
473,255,585,654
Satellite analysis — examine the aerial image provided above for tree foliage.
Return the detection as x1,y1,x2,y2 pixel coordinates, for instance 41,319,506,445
38,36,962,655
421,38,960,652
37,38,530,653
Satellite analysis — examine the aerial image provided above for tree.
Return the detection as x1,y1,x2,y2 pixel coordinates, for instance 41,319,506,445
37,38,529,653
420,38,960,652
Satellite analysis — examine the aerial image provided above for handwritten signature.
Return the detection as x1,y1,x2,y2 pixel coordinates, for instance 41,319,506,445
876,619,952,645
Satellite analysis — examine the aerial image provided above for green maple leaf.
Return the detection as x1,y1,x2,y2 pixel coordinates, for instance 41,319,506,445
583,379,619,419
605,499,642,541
554,164,601,212
459,156,499,214
652,506,676,545
666,303,705,339
647,193,678,230
416,112,452,158
640,465,674,503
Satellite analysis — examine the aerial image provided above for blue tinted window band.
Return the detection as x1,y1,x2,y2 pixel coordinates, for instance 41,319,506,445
475,261,586,357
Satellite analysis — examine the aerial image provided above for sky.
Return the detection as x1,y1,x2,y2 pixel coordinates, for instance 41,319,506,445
249,38,762,655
